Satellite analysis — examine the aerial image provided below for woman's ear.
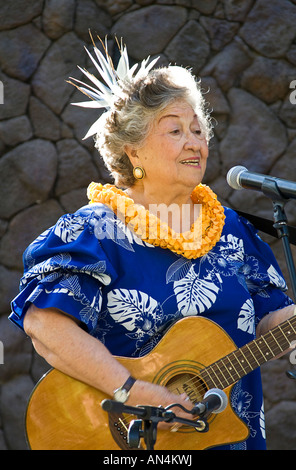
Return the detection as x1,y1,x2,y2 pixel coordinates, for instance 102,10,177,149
124,145,138,165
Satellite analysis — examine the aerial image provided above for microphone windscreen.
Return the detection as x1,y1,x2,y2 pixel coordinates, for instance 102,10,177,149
227,166,247,190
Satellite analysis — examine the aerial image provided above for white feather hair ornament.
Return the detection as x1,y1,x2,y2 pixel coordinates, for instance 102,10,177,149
67,34,159,140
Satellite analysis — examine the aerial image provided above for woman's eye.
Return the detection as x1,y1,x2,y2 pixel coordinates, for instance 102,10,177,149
170,129,181,135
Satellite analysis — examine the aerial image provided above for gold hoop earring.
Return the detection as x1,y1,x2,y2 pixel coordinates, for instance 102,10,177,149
133,166,145,180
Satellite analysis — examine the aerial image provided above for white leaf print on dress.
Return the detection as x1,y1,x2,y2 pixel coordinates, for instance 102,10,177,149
237,299,255,335
166,258,192,283
54,214,85,243
231,381,259,441
80,291,102,328
219,234,244,262
20,253,72,289
72,260,111,285
107,289,159,332
267,265,287,290
173,265,219,316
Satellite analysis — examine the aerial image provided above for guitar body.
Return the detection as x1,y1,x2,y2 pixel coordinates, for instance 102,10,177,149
26,316,249,450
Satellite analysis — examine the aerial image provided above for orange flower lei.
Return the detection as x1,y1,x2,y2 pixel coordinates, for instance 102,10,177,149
87,182,225,259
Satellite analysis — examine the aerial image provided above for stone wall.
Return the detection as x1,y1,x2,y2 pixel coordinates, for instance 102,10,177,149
1,0,296,450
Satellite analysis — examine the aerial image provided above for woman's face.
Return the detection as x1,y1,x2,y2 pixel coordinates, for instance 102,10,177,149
135,100,209,195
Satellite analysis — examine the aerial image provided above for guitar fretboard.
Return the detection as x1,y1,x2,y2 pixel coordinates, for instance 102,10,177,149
200,314,296,389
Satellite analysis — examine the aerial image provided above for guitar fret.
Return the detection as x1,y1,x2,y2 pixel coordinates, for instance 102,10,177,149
279,320,296,346
239,347,253,370
278,324,291,343
254,337,273,361
245,344,260,367
270,330,284,352
232,350,248,375
219,357,236,383
223,355,241,382
264,331,285,357
289,319,296,334
242,342,266,369
267,332,280,352
250,339,269,364
212,359,234,388
227,350,248,377
207,364,224,389
211,354,246,388
259,335,273,357
199,369,216,390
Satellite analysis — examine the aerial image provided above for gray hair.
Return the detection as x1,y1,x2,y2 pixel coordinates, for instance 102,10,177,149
94,66,213,188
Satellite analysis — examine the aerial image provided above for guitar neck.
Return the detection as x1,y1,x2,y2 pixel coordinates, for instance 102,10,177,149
200,314,296,390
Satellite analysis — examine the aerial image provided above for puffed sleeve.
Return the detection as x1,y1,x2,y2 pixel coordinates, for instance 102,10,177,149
235,211,294,318
9,204,118,333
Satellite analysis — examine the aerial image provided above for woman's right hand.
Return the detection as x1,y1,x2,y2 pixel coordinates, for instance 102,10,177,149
127,379,193,430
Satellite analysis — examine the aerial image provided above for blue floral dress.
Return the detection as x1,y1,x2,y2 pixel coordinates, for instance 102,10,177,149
10,203,293,450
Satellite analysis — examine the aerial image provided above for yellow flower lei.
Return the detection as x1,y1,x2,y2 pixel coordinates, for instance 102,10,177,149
87,182,225,259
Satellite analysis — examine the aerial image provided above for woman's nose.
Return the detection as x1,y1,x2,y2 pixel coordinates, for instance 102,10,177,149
184,132,202,151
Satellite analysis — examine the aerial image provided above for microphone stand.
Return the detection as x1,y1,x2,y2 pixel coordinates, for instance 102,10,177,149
101,400,208,450
261,178,296,381
261,178,296,302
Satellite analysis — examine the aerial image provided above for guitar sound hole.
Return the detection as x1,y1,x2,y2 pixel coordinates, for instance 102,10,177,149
166,373,208,404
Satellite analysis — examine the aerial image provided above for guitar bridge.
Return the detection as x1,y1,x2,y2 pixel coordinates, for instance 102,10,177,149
108,412,143,450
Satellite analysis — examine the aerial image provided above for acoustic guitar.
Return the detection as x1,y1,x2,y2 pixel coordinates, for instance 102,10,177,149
25,315,296,450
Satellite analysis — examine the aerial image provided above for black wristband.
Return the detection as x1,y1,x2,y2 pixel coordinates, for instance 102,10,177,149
122,375,136,392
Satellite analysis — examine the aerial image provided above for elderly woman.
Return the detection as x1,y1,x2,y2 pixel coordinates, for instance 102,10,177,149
10,38,295,451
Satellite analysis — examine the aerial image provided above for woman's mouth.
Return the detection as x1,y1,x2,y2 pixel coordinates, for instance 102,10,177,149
180,158,201,167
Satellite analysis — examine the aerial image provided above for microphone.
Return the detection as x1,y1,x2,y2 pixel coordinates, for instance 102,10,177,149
227,166,296,200
191,388,228,416
101,399,148,417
